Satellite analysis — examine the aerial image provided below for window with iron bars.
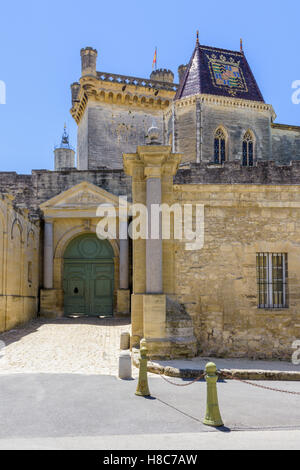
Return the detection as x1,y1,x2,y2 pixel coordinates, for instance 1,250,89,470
257,253,288,309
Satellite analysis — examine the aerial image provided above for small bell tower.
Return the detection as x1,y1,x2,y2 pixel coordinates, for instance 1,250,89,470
54,125,75,171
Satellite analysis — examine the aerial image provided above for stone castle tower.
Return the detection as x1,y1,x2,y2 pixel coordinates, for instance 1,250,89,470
68,37,300,171
0,34,300,361
70,47,177,169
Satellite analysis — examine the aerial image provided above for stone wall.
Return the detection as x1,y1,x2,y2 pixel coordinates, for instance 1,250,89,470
199,101,272,163
171,183,300,360
0,194,40,332
174,161,300,185
172,97,274,164
272,125,300,164
77,106,89,170
0,169,132,213
0,173,34,210
77,101,164,169
173,101,196,163
32,169,132,207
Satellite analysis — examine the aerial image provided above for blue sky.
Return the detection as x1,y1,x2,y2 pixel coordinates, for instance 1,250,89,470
0,0,299,173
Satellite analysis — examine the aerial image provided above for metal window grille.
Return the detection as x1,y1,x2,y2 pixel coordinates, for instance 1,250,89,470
257,253,288,309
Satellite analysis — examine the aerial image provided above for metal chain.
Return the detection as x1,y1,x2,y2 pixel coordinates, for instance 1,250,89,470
148,357,300,394
221,372,300,396
148,358,204,387
159,372,205,387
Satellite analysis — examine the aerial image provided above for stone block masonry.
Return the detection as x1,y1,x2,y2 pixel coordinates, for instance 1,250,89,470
0,194,40,333
78,102,165,170
0,169,132,213
172,183,300,360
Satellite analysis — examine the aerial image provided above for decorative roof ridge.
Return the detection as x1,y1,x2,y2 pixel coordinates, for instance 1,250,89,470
198,44,244,56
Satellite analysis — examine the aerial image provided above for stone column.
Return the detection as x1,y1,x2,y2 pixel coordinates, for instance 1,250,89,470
117,214,130,316
145,172,163,294
123,144,182,354
119,219,129,290
43,220,54,289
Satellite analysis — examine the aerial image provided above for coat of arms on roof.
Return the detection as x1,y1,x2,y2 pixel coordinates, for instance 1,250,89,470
206,54,248,97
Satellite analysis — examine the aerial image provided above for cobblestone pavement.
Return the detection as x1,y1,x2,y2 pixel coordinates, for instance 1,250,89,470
0,317,138,377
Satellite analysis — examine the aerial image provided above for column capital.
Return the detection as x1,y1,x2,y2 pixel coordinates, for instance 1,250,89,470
144,167,163,179
123,145,182,178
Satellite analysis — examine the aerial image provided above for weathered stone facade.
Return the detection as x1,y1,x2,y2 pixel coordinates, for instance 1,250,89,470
123,145,300,360
0,194,40,333
167,96,275,164
271,123,300,164
0,37,299,361
72,48,176,170
172,184,300,360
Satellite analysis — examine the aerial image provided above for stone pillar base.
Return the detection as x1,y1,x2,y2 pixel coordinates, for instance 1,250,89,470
116,289,130,317
143,338,174,359
143,294,166,340
144,338,198,360
40,289,63,318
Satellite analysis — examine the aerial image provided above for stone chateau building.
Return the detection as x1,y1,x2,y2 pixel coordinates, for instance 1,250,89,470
1,36,300,360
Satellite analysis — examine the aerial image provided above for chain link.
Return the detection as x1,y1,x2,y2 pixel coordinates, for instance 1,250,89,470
221,372,300,396
148,358,204,387
148,357,300,394
158,372,205,387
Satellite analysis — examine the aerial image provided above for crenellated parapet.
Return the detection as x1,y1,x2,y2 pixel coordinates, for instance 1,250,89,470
70,71,178,125
70,47,178,125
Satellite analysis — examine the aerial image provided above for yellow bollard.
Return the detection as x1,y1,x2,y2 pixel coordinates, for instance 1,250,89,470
135,339,150,397
203,362,224,427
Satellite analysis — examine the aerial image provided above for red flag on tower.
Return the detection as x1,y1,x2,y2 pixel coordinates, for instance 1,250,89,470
152,47,157,70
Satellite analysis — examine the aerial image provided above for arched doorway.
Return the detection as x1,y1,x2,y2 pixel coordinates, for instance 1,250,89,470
63,234,114,317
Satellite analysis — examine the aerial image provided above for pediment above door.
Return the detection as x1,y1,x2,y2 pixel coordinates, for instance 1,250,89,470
40,181,124,218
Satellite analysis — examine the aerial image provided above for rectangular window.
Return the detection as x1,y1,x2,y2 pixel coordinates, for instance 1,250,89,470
257,253,288,309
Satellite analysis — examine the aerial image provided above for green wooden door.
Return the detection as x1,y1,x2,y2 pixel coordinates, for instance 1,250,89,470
63,234,114,317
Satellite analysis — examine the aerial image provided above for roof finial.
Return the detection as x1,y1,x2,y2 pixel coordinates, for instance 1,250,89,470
240,38,244,53
61,123,70,148
147,119,160,145
196,30,199,44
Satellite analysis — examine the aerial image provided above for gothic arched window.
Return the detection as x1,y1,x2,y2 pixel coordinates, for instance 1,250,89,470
243,131,254,166
214,128,226,164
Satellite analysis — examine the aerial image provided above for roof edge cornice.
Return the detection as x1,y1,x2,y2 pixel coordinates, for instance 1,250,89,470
173,93,276,118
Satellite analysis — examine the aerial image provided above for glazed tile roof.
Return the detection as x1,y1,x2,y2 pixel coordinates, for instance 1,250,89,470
175,41,264,102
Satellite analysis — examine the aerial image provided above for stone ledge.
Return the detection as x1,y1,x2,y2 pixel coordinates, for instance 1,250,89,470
132,351,300,381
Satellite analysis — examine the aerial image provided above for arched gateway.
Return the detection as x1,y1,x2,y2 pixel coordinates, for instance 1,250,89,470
63,234,114,317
